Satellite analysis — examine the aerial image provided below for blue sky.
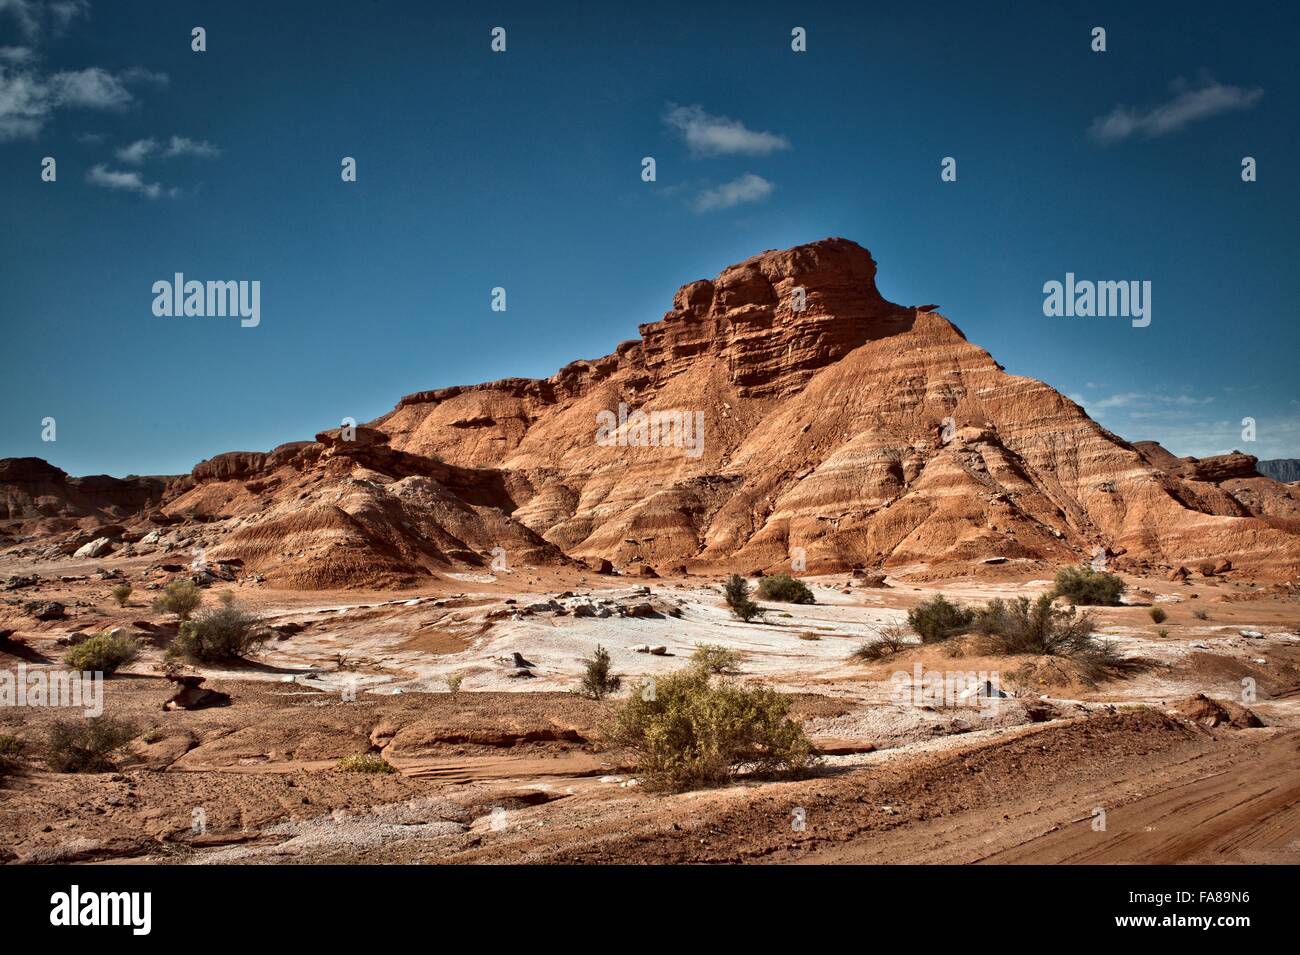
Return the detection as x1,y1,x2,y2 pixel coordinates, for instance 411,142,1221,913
2,1,1297,476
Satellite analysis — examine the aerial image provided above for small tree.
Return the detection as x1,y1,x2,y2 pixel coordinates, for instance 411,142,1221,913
65,631,138,675
1148,607,1167,623
907,595,974,643
152,579,202,620
756,573,815,604
579,644,621,700
691,643,742,674
723,574,763,622
110,583,132,607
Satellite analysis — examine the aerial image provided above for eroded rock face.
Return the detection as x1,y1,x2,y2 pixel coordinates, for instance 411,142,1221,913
0,458,170,528
3,238,1299,585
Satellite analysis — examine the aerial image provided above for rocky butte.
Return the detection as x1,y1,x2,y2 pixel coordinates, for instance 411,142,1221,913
4,238,1299,588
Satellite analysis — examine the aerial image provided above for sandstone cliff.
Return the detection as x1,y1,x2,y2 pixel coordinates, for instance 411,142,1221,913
4,238,1298,587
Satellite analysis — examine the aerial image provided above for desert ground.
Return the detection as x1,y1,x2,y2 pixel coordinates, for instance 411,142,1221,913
3,549,1297,865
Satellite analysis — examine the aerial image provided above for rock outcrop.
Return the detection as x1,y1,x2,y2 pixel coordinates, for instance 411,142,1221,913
3,238,1299,586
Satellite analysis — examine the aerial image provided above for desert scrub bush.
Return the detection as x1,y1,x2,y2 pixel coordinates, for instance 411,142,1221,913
1050,565,1124,606
45,717,136,773
756,573,815,604
606,667,815,791
64,631,138,675
973,595,1131,682
152,578,202,620
110,582,132,607
691,643,742,675
169,593,267,662
1156,628,1169,638
337,753,395,774
851,624,911,662
798,631,821,641
445,673,465,694
1148,607,1167,623
1192,609,1209,621
578,644,621,700
722,574,763,622
907,595,974,643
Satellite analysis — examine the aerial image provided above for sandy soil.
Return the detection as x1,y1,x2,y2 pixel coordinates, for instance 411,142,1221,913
2,556,1298,865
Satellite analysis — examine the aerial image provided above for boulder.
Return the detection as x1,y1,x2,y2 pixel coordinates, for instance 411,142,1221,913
73,537,114,559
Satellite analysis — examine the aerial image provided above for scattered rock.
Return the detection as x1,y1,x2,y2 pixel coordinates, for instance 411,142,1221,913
24,600,65,621
162,674,231,711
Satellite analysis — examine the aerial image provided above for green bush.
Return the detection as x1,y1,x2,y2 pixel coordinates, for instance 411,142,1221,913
607,668,815,790
152,579,202,620
1050,565,1124,606
337,753,395,774
578,644,622,700
170,596,267,662
756,574,815,604
64,631,138,675
1148,607,1167,623
907,595,974,643
973,594,1129,682
110,582,132,607
723,574,763,622
691,643,742,675
45,718,137,773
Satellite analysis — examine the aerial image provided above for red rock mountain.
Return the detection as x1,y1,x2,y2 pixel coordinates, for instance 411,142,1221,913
5,239,1299,587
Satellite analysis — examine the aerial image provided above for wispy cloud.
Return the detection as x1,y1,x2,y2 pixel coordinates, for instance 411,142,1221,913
692,172,774,212
0,2,168,140
115,134,218,164
115,136,155,163
664,104,790,157
1086,391,1216,412
0,45,35,64
0,0,89,41
0,64,167,139
1089,76,1263,144
163,134,218,159
86,162,175,199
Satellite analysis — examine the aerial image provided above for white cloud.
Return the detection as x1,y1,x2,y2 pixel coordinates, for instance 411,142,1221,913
0,45,35,64
692,172,774,212
163,135,218,158
115,136,156,163
664,104,790,157
115,134,219,164
1085,391,1215,413
0,0,89,41
48,66,131,108
86,162,175,199
1089,77,1263,144
0,62,168,139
